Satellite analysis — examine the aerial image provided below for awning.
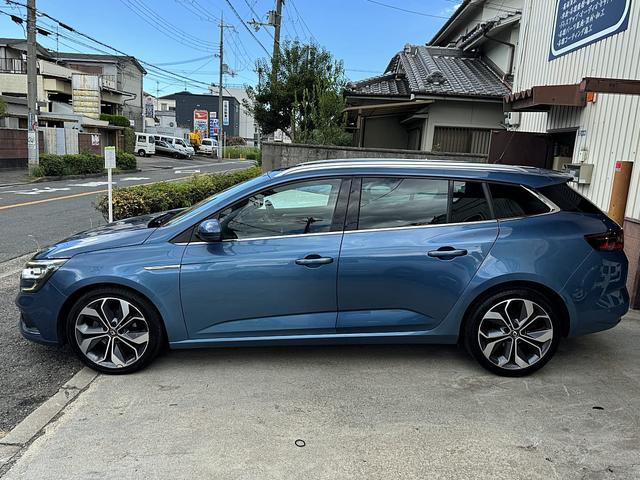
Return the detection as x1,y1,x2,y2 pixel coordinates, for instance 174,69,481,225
343,99,433,117
504,77,640,112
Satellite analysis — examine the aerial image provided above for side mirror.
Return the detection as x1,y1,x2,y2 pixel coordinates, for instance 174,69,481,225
197,219,222,242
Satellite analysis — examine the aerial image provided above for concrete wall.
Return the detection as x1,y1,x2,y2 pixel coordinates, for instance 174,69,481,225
422,100,505,150
261,142,487,172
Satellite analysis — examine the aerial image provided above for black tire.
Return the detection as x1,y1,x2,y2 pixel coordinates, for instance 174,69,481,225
137,149,145,156
66,287,164,374
463,288,561,377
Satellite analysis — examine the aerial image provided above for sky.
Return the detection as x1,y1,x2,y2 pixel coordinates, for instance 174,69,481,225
0,0,461,96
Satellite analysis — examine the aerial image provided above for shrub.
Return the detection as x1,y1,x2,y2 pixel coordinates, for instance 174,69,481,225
116,152,136,170
100,114,131,128
39,154,66,176
223,146,261,162
96,166,262,221
123,127,135,154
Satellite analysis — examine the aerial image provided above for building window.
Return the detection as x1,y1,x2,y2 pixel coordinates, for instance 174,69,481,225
432,127,492,155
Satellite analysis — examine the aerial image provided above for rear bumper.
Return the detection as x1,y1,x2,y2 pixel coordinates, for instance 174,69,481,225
562,250,630,337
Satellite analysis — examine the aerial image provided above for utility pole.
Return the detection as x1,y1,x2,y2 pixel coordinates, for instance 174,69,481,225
26,0,39,171
218,11,224,159
271,0,283,77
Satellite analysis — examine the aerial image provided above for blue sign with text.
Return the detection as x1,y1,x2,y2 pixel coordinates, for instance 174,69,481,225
550,0,632,60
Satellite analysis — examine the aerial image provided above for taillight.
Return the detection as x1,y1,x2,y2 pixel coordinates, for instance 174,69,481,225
585,230,624,251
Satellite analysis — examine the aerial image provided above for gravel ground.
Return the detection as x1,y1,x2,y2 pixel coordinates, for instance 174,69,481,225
0,270,81,436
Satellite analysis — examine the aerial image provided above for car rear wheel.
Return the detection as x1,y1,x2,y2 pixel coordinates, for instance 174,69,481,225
137,149,145,156
464,289,561,376
66,287,164,374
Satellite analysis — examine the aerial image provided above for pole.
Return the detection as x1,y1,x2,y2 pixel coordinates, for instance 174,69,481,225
26,0,39,171
608,160,633,226
108,167,113,223
271,0,283,77
218,12,224,160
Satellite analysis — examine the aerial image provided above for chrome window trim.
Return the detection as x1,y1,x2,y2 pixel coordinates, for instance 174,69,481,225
178,230,344,246
143,264,181,271
343,219,498,235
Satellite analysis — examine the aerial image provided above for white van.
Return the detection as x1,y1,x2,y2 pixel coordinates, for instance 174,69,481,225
158,136,194,158
134,133,156,157
199,137,218,155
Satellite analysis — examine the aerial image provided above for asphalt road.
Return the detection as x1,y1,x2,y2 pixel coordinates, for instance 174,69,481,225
0,258,80,435
0,157,255,262
0,157,254,435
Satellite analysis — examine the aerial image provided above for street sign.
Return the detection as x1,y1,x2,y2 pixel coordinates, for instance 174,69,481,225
27,131,36,148
550,0,632,60
222,100,229,126
193,109,208,133
104,146,116,169
104,146,117,223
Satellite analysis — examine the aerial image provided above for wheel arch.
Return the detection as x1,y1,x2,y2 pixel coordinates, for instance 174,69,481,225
458,280,571,341
57,282,169,346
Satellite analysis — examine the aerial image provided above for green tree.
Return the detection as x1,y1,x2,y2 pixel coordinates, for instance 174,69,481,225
0,99,7,118
245,41,352,146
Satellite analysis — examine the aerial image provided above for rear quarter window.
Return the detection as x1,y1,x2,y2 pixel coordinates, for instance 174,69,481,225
488,183,551,219
537,183,602,214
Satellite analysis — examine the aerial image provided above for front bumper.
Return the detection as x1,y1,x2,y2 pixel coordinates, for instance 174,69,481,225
15,280,67,346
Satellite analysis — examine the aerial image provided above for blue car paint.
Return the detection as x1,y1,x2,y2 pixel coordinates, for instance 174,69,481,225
16,162,629,350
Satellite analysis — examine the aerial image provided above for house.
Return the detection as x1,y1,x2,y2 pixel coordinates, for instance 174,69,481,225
0,38,145,128
344,0,522,155
345,45,510,154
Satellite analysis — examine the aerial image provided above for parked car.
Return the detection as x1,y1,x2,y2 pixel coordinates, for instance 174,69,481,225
16,160,629,375
199,137,218,155
157,135,194,158
154,140,184,158
134,132,156,157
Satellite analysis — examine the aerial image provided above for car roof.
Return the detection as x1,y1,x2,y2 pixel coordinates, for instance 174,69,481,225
271,158,572,188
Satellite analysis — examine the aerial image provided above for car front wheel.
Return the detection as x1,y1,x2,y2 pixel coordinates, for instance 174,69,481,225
464,289,561,376
66,288,164,374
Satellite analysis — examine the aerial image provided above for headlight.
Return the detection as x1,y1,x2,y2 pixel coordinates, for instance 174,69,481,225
20,259,68,293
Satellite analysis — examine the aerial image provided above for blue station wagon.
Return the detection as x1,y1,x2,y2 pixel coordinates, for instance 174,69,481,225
17,160,629,376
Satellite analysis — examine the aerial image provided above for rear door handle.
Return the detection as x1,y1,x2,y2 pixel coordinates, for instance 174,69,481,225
427,247,468,260
295,254,334,267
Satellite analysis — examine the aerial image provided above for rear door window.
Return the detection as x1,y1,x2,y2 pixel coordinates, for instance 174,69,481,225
488,183,551,219
358,178,448,229
451,181,493,223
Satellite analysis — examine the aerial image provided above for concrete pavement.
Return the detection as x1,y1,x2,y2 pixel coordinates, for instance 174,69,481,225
2,313,639,479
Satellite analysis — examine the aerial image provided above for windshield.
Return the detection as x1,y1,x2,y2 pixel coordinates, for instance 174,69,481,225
163,173,270,227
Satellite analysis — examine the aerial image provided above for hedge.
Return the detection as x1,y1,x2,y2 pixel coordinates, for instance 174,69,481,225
96,166,262,221
34,152,137,177
99,114,131,128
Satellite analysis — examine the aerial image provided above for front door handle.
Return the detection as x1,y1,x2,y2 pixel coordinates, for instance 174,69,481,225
427,247,468,260
295,254,334,267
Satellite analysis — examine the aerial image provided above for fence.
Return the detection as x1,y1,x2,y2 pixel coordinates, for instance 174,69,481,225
0,129,44,169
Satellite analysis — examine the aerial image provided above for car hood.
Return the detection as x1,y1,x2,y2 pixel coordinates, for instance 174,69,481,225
35,213,159,259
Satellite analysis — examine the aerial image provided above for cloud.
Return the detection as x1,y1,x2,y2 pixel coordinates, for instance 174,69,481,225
443,2,463,15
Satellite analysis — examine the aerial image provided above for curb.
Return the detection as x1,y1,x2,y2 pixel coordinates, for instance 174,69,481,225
0,368,98,475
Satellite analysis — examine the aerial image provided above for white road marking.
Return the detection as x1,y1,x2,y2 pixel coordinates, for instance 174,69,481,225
120,177,151,181
174,169,200,174
69,181,114,187
7,187,71,195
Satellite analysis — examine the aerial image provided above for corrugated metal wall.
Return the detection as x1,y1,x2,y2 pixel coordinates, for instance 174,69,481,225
513,0,640,219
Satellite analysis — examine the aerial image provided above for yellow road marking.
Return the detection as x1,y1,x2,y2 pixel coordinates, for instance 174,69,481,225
0,189,108,211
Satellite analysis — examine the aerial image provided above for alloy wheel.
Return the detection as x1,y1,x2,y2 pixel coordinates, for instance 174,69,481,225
477,298,554,371
74,297,150,369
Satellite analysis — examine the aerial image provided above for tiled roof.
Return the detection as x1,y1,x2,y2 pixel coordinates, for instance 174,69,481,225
346,45,510,99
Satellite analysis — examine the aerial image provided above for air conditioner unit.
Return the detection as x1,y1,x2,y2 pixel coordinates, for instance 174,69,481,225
504,112,521,127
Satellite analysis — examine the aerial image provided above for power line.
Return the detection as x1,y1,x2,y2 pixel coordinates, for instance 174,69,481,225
365,0,449,19
289,0,316,43
223,0,271,58
242,0,274,39
4,0,216,88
